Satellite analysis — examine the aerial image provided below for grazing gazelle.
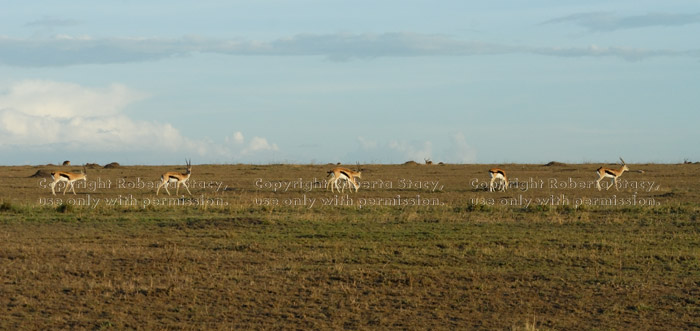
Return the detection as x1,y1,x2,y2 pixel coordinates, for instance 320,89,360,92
327,164,362,193
488,168,509,192
156,159,193,196
596,157,629,191
50,165,87,195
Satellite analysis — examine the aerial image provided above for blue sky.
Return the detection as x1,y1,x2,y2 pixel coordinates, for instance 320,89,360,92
1,1,698,165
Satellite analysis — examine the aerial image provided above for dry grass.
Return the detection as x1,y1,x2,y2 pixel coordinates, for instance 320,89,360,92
0,163,699,329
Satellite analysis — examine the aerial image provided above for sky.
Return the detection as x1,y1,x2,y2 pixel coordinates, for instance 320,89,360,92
1,1,699,165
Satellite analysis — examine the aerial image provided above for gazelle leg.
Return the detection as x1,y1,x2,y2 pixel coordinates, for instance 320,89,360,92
157,180,167,195
334,178,341,193
328,176,337,193
161,182,171,196
182,182,192,195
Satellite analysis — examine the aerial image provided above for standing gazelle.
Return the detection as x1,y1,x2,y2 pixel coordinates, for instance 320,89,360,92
157,159,193,196
50,165,87,195
488,168,509,192
327,164,362,193
596,157,629,191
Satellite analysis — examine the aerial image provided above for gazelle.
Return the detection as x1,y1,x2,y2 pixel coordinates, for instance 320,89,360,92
596,157,629,191
327,164,362,193
50,165,87,195
424,158,433,165
488,168,509,192
156,159,193,196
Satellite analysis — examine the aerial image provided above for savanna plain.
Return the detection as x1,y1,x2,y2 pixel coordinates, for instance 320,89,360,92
0,162,698,330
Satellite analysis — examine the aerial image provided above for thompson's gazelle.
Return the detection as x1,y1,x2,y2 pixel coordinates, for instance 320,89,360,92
50,165,87,195
156,159,193,196
488,168,509,192
596,157,629,191
327,164,362,193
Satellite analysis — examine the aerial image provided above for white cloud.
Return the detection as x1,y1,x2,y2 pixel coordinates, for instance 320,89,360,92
357,136,378,149
0,80,145,119
0,80,280,163
224,131,280,158
232,131,244,144
225,131,245,145
0,109,178,148
446,132,476,163
388,140,433,162
245,137,279,153
0,80,178,150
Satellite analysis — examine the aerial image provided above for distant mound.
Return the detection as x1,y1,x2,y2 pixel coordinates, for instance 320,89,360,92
86,163,101,169
403,161,419,165
104,162,121,169
544,161,567,167
29,170,53,178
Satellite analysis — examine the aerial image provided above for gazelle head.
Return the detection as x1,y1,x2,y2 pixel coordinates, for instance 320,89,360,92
354,162,363,179
185,159,192,174
619,157,629,172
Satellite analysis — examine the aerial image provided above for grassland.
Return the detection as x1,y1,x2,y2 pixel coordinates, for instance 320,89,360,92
1,163,699,329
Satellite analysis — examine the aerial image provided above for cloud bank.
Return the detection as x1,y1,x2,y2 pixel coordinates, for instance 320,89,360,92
1,32,697,67
25,16,81,29
544,12,700,32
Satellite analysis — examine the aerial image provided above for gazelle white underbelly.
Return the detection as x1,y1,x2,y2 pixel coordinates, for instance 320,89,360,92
491,173,505,180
